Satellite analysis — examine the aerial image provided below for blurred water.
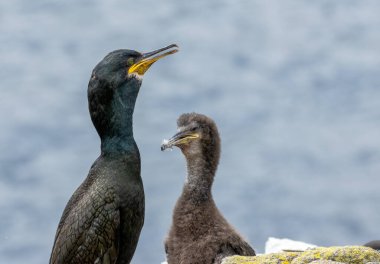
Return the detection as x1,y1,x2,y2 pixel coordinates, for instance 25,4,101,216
1,1,380,263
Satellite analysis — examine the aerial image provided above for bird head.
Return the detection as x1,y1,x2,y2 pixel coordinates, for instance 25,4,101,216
161,113,221,163
88,44,178,139
90,44,178,86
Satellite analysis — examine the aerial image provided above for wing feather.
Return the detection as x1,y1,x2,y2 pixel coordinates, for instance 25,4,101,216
50,183,120,264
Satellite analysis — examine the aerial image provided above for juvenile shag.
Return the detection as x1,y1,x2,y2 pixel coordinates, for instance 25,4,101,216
161,113,256,264
49,44,178,264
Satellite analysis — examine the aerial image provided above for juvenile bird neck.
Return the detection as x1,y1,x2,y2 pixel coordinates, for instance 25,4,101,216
183,149,219,202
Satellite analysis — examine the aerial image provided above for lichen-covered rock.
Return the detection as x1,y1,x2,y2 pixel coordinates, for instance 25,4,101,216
292,246,380,264
222,252,299,264
309,261,345,264
221,246,380,264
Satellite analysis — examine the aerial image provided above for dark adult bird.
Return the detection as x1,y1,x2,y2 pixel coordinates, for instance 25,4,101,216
364,240,380,251
49,44,178,264
161,113,256,264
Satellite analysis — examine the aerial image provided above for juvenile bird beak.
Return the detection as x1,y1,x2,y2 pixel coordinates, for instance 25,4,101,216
128,44,179,75
161,131,199,151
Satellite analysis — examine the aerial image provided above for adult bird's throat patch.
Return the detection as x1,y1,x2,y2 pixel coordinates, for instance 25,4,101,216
128,44,178,76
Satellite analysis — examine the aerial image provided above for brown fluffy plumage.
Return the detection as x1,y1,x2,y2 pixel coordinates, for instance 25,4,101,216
164,113,255,264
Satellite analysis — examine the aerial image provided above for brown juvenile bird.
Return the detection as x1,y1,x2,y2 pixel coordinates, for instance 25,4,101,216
161,113,256,264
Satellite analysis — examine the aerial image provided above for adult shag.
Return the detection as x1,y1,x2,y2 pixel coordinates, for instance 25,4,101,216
364,240,380,251
50,44,178,264
161,113,256,264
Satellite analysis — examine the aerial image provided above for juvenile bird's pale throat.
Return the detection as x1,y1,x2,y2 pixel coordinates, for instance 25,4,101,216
128,44,178,79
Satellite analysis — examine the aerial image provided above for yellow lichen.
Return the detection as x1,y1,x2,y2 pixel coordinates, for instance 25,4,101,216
221,246,380,264
292,246,380,264
222,252,299,264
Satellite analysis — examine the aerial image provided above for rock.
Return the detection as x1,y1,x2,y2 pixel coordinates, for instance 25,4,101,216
310,261,345,264
292,246,380,264
221,246,380,264
265,237,317,254
222,252,299,264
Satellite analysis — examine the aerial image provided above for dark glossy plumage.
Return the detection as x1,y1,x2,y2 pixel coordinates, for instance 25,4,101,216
364,240,380,251
163,113,256,264
50,45,178,264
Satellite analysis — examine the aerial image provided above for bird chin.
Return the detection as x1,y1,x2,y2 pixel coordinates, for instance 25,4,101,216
128,72,143,81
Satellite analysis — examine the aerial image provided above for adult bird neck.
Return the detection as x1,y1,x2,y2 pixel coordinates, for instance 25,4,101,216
101,135,138,155
89,77,142,155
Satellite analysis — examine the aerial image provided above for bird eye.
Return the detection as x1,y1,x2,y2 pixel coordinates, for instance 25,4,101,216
127,58,135,67
190,127,197,132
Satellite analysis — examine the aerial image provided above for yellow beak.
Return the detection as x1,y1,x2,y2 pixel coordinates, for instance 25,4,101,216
161,131,199,151
128,44,179,75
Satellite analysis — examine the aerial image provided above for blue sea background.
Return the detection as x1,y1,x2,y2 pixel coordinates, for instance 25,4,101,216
1,1,380,263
